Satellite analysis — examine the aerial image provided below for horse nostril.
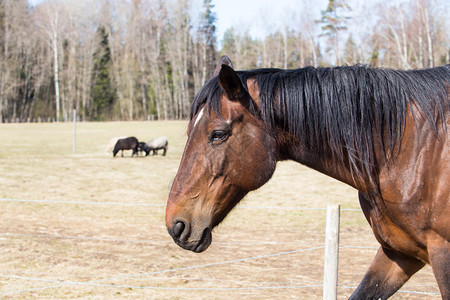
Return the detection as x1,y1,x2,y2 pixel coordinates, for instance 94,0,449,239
173,220,186,240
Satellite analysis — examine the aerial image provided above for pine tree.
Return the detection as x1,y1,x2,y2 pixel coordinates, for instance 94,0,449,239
317,0,351,65
91,26,115,121
199,0,217,80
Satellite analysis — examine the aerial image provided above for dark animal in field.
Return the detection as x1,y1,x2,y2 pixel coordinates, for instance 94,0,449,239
137,142,152,156
137,142,149,156
106,136,126,154
113,137,139,157
146,136,168,156
166,56,449,299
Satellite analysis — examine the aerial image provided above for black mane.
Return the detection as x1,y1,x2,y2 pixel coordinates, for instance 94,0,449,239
191,65,449,185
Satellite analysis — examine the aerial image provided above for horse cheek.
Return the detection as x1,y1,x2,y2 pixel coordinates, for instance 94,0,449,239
252,147,276,189
240,133,276,191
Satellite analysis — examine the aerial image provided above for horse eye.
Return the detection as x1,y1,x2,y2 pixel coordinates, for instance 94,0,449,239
210,130,228,143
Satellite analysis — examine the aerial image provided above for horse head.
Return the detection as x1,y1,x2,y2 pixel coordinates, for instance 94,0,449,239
165,56,277,252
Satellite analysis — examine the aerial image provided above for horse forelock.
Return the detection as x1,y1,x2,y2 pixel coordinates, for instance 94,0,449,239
190,73,260,125
190,77,223,123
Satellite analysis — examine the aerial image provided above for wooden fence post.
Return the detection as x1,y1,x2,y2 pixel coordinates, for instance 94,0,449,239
73,109,76,154
323,204,340,300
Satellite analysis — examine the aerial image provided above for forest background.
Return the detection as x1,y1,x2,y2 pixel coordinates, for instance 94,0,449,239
0,0,448,122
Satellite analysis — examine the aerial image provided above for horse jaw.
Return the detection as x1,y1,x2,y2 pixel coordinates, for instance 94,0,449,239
166,174,248,253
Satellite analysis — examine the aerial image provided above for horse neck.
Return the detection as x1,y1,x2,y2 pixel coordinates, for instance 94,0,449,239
246,73,377,190
275,129,364,190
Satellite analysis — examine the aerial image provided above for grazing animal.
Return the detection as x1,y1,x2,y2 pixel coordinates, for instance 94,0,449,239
137,142,150,156
166,56,449,299
113,137,139,157
106,136,126,154
146,136,168,156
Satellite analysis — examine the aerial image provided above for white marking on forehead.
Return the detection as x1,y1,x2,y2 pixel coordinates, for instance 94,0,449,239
194,107,205,128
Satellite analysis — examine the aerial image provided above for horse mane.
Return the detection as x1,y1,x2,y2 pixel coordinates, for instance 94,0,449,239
191,64,449,186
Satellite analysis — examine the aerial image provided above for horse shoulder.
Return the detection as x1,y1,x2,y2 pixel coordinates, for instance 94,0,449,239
372,108,449,262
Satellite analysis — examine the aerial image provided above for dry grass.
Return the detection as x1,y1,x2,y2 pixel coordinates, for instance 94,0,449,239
0,121,439,299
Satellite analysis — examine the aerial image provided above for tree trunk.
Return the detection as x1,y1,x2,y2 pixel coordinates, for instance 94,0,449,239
307,33,317,66
283,28,288,69
334,31,340,65
52,31,60,122
424,6,434,67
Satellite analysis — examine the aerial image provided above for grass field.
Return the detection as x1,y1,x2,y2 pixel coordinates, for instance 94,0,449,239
0,121,440,299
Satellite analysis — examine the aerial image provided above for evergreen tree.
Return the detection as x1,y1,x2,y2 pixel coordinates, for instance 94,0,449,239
199,0,217,79
91,26,115,120
221,28,235,53
317,0,351,65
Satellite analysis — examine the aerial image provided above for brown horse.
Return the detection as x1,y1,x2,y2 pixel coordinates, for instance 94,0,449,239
166,56,449,299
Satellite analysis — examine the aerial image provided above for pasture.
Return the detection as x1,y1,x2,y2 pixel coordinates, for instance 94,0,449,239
0,121,439,299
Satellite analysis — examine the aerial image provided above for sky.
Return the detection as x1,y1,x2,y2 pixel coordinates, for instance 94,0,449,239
211,0,327,41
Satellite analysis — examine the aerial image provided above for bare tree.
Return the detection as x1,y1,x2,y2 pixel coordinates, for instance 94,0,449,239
291,0,322,67
220,28,259,70
372,0,448,68
36,0,66,121
165,0,191,119
0,0,20,122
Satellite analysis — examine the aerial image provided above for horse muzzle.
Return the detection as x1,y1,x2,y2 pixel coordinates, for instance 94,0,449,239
167,219,212,253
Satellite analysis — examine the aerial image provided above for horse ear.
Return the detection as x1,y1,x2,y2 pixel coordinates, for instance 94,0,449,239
218,64,245,101
213,55,234,77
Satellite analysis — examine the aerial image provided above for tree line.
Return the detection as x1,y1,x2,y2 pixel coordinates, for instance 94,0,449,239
0,0,448,122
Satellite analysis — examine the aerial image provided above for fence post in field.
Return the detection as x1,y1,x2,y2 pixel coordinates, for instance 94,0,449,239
73,109,76,154
323,204,340,300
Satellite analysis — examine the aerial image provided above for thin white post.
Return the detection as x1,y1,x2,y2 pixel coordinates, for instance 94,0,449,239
323,204,340,300
73,109,76,153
